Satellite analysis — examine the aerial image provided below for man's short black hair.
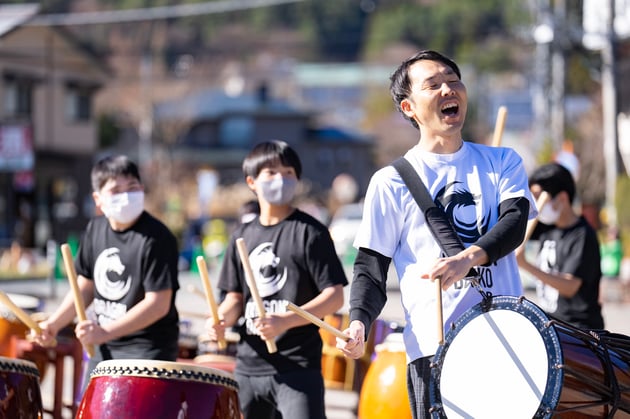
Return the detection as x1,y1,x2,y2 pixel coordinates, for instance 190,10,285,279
529,162,576,204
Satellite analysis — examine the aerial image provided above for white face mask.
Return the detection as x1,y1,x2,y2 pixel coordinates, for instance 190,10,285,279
101,191,145,224
256,177,297,205
538,200,560,225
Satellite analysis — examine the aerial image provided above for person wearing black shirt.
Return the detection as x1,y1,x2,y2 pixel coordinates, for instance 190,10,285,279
32,155,180,388
516,162,604,329
205,140,348,419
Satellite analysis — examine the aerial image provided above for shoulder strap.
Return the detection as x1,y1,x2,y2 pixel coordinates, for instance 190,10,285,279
391,157,435,211
392,157,480,279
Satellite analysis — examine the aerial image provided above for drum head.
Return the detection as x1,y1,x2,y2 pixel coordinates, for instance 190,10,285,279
92,359,238,391
0,355,41,378
431,296,563,419
0,294,41,317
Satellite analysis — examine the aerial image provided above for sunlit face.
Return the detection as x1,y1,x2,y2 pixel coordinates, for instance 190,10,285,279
93,175,143,210
253,164,297,183
401,59,467,138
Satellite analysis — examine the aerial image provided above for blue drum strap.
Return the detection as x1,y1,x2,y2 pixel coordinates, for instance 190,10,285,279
392,157,492,305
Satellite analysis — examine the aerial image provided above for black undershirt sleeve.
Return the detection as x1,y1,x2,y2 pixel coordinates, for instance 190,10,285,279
474,196,530,265
348,197,528,339
349,247,391,341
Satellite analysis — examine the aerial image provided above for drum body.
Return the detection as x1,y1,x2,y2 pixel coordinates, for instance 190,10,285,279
0,356,43,419
76,359,240,419
193,331,239,373
320,312,350,389
358,333,412,419
321,313,400,392
193,354,236,374
0,293,41,356
197,331,239,358
430,295,630,418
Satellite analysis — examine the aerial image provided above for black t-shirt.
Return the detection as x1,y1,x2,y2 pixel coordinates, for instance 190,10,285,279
75,211,180,358
219,209,348,375
536,216,604,329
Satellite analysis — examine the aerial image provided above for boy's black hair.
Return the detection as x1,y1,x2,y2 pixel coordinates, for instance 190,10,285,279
242,140,302,179
91,155,141,192
529,162,576,204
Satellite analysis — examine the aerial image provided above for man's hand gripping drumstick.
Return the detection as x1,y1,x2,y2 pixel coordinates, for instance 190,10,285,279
236,238,278,354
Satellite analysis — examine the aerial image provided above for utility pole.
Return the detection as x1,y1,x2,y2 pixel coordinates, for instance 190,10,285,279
602,0,619,226
550,0,566,150
532,0,552,149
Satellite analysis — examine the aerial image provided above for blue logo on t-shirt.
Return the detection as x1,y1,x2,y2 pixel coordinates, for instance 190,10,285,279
435,181,489,244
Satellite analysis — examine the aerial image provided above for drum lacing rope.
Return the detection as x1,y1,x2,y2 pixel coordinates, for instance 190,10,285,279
547,322,622,418
590,329,621,418
91,364,239,391
0,360,40,378
467,275,493,311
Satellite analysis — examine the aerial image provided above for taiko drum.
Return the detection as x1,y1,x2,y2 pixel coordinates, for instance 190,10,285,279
76,359,240,419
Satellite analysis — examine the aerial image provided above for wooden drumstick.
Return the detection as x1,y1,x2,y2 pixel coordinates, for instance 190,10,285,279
524,191,552,243
0,290,58,346
61,243,95,358
491,106,508,147
285,302,349,342
196,255,227,351
235,238,277,354
436,276,444,345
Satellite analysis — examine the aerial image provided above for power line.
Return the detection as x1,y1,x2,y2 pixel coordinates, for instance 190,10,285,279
26,0,305,26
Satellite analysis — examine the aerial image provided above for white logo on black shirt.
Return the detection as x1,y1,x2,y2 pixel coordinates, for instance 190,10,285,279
94,247,132,301
248,242,288,297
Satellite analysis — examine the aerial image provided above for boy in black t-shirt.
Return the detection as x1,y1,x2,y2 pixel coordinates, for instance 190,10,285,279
32,155,180,387
205,140,348,419
516,162,604,329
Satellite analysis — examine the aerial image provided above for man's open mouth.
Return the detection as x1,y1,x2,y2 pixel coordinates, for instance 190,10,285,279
441,102,459,116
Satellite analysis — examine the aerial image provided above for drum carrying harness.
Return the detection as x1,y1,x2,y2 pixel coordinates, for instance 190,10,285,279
392,157,493,309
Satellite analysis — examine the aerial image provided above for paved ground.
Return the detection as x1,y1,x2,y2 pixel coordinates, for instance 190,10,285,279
2,270,630,418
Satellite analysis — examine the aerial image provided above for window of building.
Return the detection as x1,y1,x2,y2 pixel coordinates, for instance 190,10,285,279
65,83,93,121
218,116,254,147
3,76,33,118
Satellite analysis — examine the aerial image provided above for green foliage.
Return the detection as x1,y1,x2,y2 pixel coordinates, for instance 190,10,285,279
31,0,537,72
364,1,531,70
363,3,433,56
97,113,121,149
566,52,600,95
536,139,555,166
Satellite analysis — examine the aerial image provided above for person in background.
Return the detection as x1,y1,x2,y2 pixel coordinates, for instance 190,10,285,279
336,50,536,418
239,199,260,224
600,225,623,302
516,162,604,330
32,155,180,388
205,140,348,419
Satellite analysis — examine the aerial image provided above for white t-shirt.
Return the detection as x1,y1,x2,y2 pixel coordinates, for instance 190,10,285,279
354,141,537,361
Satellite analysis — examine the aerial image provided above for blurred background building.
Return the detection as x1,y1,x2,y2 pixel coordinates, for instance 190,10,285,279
0,0,629,276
